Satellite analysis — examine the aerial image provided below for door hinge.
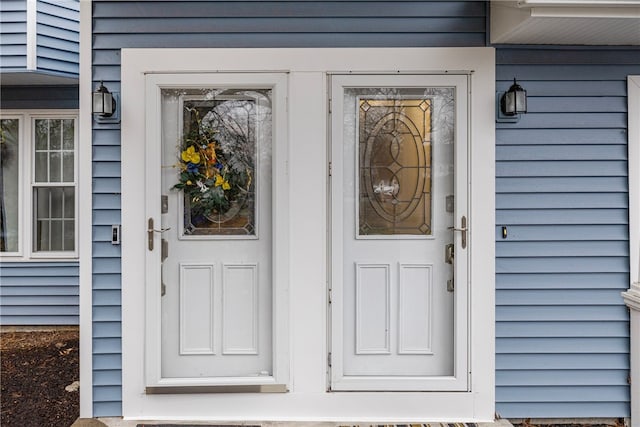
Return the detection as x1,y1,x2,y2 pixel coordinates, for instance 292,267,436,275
328,97,332,114
328,161,332,177
161,282,166,297
328,286,332,304
327,352,332,368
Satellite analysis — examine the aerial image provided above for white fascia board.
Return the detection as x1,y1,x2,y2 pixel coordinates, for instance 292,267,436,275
520,0,640,6
491,1,640,44
530,6,640,18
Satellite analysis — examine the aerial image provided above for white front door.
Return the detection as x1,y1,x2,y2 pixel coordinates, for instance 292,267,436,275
330,74,469,391
144,73,289,387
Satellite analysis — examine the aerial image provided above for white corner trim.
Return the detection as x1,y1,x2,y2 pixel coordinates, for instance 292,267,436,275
624,75,640,427
78,0,93,418
26,0,37,70
626,75,640,298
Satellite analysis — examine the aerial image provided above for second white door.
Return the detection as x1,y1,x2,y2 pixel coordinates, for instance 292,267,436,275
330,74,469,391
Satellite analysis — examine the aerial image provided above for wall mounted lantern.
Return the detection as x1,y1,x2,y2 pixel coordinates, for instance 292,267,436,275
92,81,116,117
92,81,120,124
500,78,527,116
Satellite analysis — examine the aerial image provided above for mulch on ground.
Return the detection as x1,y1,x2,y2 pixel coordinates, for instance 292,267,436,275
1,329,80,427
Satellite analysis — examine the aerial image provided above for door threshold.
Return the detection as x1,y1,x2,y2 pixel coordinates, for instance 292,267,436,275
145,384,288,394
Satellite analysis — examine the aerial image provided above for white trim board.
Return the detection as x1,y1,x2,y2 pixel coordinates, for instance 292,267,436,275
120,47,495,422
623,75,640,427
78,0,93,417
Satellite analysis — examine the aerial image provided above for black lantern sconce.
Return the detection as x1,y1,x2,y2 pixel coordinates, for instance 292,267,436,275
92,81,120,123
497,78,527,123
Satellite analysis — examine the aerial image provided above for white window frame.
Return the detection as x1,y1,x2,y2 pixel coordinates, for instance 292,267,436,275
0,110,79,260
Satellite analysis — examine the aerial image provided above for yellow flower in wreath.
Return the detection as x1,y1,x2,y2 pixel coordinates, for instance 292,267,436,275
181,146,201,164
214,174,231,191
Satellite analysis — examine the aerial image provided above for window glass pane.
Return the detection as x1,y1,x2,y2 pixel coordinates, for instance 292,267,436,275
0,118,20,252
51,188,63,218
162,88,271,237
34,187,75,252
62,119,74,150
50,220,63,251
35,119,48,150
50,120,61,150
36,220,50,251
50,151,61,182
63,220,74,251
36,187,49,217
35,152,48,182
63,152,74,182
64,188,75,218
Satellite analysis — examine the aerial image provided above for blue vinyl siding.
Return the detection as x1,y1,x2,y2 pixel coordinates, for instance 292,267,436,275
0,0,78,76
90,0,486,417
495,47,639,419
36,0,79,76
0,0,27,70
0,262,79,325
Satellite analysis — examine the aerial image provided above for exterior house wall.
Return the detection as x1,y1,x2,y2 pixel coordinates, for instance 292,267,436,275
89,0,637,420
0,87,80,327
36,0,80,76
0,0,27,70
0,262,79,325
90,0,487,417
495,47,638,418
0,0,79,77
0,1,80,327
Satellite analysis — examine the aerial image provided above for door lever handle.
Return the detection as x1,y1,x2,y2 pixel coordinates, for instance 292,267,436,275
447,216,467,249
147,218,171,251
150,227,171,233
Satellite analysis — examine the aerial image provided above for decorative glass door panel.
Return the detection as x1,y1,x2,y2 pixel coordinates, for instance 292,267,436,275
330,75,468,391
358,97,433,236
175,92,268,237
159,87,273,380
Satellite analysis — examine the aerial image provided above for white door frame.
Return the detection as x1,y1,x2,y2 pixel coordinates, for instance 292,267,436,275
121,47,495,421
143,72,289,388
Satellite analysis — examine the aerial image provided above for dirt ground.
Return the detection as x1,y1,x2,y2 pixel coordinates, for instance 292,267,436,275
1,329,80,427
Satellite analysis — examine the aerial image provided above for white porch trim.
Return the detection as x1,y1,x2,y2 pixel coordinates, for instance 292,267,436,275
623,75,640,427
120,47,495,422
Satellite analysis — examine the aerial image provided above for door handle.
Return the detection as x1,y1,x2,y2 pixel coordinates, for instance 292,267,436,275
447,215,467,249
147,218,171,251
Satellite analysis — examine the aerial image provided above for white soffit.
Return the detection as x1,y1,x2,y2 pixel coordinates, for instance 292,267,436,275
491,1,640,45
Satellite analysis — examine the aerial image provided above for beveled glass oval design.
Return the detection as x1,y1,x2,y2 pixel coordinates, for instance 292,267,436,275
359,98,432,236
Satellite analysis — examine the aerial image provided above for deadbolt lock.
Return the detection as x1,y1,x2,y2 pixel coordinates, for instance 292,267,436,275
445,243,454,264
